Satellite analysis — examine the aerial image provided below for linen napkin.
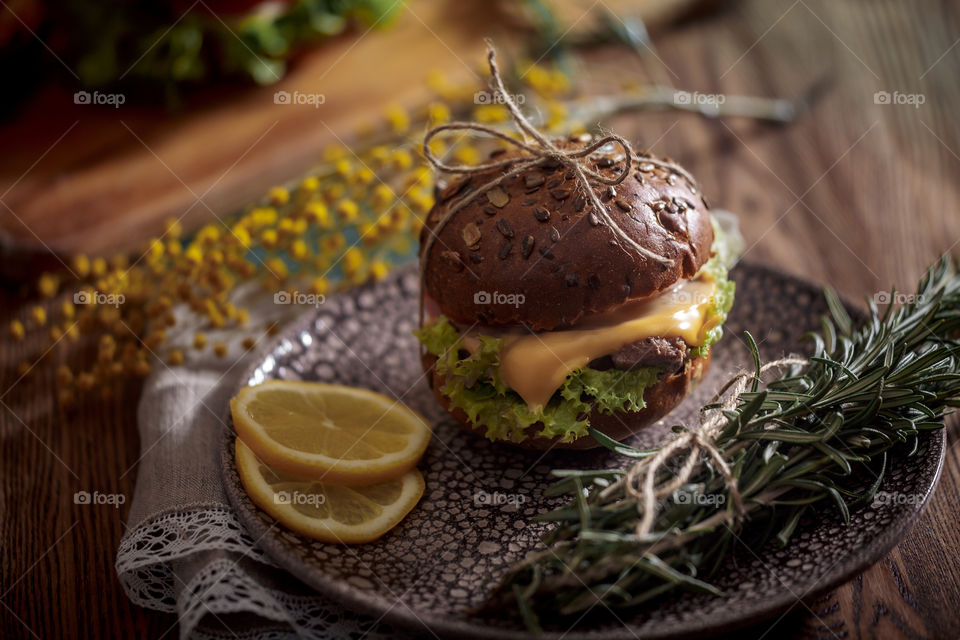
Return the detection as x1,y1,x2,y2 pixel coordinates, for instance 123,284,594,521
115,283,408,640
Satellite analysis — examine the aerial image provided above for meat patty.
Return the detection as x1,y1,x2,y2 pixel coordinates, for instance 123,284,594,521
609,336,689,373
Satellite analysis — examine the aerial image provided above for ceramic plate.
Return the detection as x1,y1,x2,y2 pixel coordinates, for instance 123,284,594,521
221,261,945,639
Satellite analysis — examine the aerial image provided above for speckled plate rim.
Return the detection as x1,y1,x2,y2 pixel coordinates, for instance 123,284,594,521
220,260,947,640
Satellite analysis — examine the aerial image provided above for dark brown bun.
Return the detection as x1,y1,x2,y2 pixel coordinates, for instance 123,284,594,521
423,351,711,450
420,137,714,331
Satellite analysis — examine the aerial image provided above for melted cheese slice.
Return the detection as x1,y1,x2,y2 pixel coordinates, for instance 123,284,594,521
461,277,718,411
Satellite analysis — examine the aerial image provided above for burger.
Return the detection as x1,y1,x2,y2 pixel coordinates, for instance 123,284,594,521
415,136,738,449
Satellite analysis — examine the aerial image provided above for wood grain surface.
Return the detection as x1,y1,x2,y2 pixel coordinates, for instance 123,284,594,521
0,0,696,258
2,0,959,638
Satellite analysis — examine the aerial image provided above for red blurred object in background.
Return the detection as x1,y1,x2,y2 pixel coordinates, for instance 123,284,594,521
0,0,44,48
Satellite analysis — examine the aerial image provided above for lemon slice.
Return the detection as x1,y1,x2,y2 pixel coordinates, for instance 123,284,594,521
235,439,424,543
230,380,431,485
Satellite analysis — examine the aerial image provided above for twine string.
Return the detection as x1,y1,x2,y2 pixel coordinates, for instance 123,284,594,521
418,43,675,327
625,356,809,538
417,43,791,540
416,44,800,543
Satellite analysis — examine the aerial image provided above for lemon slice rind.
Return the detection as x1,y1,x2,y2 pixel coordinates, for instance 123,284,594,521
230,380,431,485
235,438,425,544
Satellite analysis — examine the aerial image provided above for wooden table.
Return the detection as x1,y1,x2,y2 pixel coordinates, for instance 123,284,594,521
2,0,958,638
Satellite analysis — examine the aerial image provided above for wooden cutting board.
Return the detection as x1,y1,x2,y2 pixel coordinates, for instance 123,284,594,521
0,0,700,259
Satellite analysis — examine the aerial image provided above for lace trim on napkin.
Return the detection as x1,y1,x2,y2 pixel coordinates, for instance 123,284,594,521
117,506,400,639
117,505,276,612
186,559,399,640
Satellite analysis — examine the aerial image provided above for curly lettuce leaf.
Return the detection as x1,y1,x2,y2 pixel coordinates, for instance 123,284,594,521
415,315,460,355
563,367,661,415
690,214,741,358
415,318,663,443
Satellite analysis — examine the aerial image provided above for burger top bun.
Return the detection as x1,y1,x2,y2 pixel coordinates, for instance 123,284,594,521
420,137,714,331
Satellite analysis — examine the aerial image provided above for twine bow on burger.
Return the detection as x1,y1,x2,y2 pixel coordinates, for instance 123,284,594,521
420,42,674,294
625,356,810,538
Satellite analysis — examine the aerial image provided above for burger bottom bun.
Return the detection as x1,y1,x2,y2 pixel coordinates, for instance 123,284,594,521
422,351,712,451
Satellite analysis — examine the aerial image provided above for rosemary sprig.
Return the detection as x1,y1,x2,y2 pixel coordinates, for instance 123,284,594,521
494,256,960,631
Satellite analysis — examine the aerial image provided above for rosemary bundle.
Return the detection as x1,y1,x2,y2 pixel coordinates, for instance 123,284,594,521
497,256,960,630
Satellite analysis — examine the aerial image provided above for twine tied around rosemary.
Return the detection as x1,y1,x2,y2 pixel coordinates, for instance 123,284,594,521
625,356,810,538
419,42,674,317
